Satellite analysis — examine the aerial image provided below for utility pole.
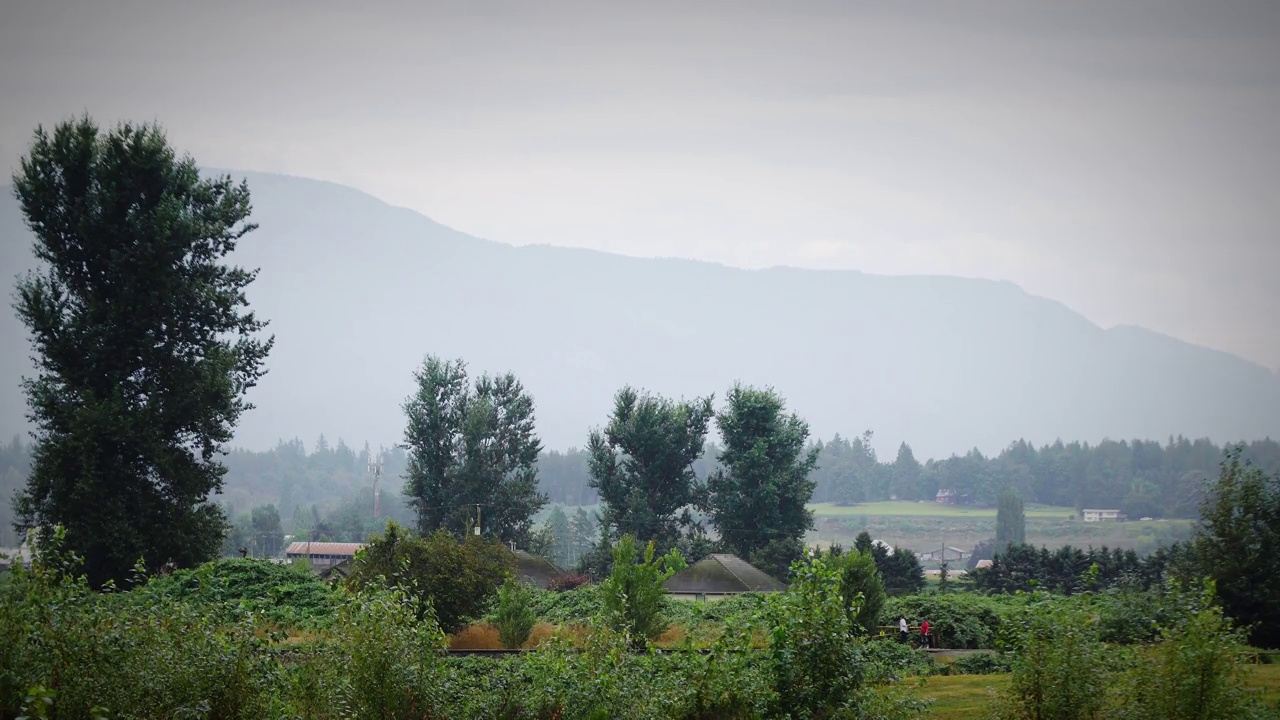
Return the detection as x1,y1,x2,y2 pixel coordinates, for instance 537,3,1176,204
475,504,482,536
368,445,384,518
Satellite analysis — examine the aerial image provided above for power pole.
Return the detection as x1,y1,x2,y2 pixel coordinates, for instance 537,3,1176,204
475,504,482,536
368,446,384,518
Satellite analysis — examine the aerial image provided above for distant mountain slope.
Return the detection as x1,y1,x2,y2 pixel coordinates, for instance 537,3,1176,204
1,171,1277,459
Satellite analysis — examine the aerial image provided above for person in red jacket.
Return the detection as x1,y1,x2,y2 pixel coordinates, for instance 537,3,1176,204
920,619,932,648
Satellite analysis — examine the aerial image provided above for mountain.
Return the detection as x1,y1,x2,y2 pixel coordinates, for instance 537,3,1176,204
1,171,1277,460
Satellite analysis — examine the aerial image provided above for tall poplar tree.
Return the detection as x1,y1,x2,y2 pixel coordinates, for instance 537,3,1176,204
11,116,273,586
996,486,1026,549
587,386,713,551
401,355,546,544
705,383,818,578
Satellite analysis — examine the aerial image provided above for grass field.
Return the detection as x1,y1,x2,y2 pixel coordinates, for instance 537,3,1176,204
810,501,1077,519
916,664,1280,719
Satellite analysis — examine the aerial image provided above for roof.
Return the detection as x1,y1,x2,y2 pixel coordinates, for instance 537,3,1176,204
663,554,787,594
513,550,564,589
285,542,365,556
1081,509,1121,513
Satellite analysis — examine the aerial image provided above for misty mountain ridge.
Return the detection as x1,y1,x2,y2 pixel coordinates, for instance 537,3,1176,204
1,170,1277,461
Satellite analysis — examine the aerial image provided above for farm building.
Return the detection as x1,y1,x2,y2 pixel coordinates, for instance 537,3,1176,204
663,553,787,601
285,541,365,572
918,546,971,563
1081,509,1126,523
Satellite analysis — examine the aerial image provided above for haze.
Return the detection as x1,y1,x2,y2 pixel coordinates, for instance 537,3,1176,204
1,0,1279,458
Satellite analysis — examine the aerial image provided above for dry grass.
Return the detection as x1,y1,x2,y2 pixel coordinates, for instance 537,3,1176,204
448,622,503,650
654,624,688,647
522,622,558,649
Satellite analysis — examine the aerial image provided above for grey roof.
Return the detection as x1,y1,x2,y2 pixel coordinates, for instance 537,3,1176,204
663,554,787,594
513,550,564,590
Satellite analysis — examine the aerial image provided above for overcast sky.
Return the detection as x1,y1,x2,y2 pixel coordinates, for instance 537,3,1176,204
2,0,1278,370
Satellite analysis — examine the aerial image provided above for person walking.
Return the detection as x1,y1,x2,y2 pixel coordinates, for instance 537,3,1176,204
899,615,909,644
920,619,932,649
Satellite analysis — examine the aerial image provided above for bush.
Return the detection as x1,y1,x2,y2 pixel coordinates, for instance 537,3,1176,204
949,651,1013,675
345,521,513,632
135,556,344,629
882,592,1012,649
993,592,1118,720
599,534,686,647
1113,580,1278,720
548,572,593,592
496,577,538,649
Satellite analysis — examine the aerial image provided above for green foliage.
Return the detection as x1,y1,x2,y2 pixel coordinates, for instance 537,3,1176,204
948,651,1012,675
401,355,547,544
762,554,866,719
706,384,818,573
330,584,449,719
996,487,1026,549
11,116,273,587
135,556,343,629
823,546,886,634
993,592,1118,720
599,534,687,646
883,592,1013,649
0,527,277,719
587,386,714,551
345,520,514,633
1193,446,1280,648
1111,579,1279,720
496,577,538,649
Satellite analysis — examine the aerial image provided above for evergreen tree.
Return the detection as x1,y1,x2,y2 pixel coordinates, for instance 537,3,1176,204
706,383,818,575
1193,446,1280,648
401,355,546,544
996,486,1026,549
586,386,713,551
10,116,272,586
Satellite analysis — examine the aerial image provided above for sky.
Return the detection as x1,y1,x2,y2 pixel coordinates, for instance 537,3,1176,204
1,0,1278,370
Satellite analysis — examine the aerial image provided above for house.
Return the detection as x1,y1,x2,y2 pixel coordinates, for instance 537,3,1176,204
512,550,565,590
285,541,365,572
935,489,958,505
1081,509,1126,523
974,559,994,569
663,553,787,602
0,545,32,572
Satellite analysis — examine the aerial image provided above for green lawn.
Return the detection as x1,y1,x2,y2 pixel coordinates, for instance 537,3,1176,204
809,501,1077,519
915,664,1280,719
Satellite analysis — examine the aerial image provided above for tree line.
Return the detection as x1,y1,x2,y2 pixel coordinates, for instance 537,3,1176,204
537,433,1280,519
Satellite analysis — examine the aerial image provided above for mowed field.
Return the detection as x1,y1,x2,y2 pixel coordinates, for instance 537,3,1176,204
916,664,1280,719
810,501,1076,519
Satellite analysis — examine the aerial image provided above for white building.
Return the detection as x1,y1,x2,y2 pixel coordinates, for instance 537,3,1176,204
285,541,365,572
1081,509,1126,523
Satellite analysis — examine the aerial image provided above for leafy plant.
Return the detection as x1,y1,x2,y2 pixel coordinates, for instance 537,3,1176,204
599,534,687,647
496,577,538,649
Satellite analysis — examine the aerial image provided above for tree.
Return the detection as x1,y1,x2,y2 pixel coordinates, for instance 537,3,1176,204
890,442,924,500
249,504,283,558
401,356,547,545
495,577,537,649
706,384,818,577
599,534,686,648
880,545,926,596
587,386,713,551
996,487,1026,550
345,521,514,633
10,116,273,587
824,547,886,634
1193,446,1280,648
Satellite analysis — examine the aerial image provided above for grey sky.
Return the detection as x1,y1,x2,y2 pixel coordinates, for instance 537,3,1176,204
2,0,1278,369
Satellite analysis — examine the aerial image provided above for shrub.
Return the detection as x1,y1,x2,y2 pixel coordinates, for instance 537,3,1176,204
599,534,686,647
135,556,344,629
496,577,538,649
763,554,865,719
548,572,592,592
345,520,513,632
828,549,886,634
993,592,1118,720
1113,580,1278,720
882,592,1012,649
949,651,1013,676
